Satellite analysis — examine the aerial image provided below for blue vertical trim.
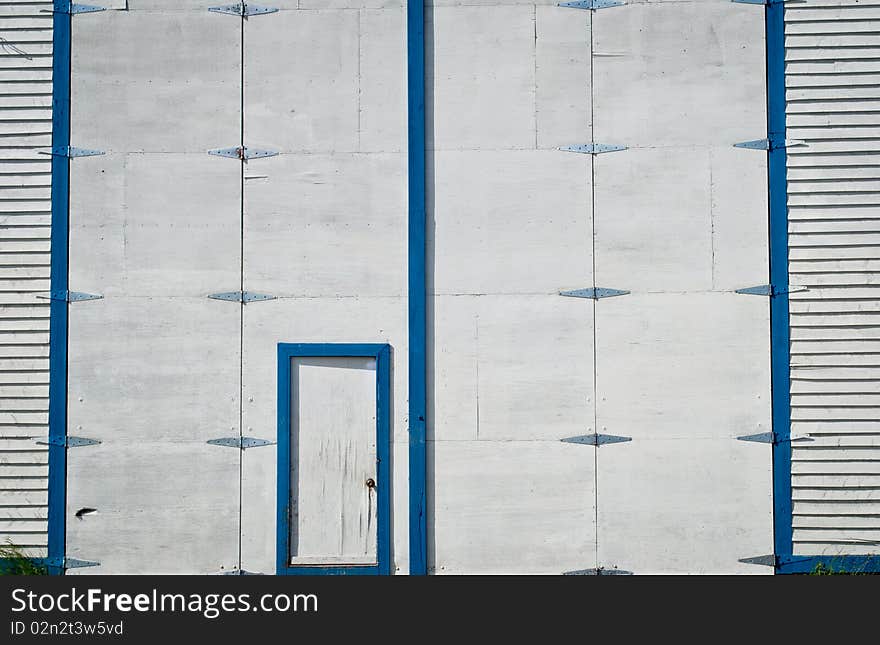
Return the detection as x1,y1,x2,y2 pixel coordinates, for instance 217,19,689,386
766,1,792,568
47,0,73,576
275,344,291,576
375,345,392,575
407,0,428,575
276,344,392,576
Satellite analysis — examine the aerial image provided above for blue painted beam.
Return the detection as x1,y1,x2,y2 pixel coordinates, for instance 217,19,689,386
766,0,793,570
47,0,73,577
407,0,428,575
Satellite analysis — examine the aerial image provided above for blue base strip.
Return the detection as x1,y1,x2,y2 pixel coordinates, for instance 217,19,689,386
407,0,428,575
47,0,73,577
778,556,880,575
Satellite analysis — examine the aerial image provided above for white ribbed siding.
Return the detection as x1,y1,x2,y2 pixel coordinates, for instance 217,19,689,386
0,0,52,556
786,0,880,556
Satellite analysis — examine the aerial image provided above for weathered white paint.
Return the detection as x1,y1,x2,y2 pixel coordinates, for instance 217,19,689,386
69,154,241,298
48,0,856,575
288,356,378,564
430,150,591,295
65,298,241,574
431,440,596,574
0,0,53,558
785,0,880,558
594,293,773,573
429,0,772,575
243,153,406,298
427,4,601,574
238,5,407,574
239,298,407,574
592,3,765,148
65,6,243,573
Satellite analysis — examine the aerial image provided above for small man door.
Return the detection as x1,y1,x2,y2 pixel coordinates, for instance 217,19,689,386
277,344,391,575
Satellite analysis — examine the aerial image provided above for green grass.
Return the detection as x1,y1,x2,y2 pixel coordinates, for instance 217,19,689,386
809,560,874,576
0,541,48,576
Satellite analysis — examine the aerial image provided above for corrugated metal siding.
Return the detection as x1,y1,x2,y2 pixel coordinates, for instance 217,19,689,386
0,0,53,556
786,0,880,556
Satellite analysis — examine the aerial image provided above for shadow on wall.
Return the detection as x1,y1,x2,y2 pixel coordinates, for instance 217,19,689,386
424,2,437,575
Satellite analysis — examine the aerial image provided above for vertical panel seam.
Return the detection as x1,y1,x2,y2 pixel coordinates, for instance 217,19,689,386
588,11,599,571
238,10,246,575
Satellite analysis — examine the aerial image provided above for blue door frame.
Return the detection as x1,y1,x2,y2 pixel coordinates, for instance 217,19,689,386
276,343,392,576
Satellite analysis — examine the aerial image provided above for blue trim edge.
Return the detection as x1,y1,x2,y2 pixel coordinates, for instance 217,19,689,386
778,555,880,575
766,0,792,573
407,0,428,575
276,344,392,576
47,0,73,577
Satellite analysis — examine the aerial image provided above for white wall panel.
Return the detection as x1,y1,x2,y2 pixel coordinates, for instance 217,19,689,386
535,7,590,150
66,8,242,573
711,146,770,292
432,441,595,574
590,2,772,573
594,148,713,292
598,439,772,574
429,2,596,574
246,10,359,153
592,2,766,147
431,150,591,295
360,8,406,153
70,154,241,298
66,298,241,573
595,294,773,573
71,11,240,153
243,152,406,298
428,6,535,150
475,295,593,441
595,294,771,441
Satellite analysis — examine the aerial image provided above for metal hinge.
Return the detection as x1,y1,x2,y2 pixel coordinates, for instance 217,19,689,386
739,554,777,567
564,567,633,575
737,432,814,445
562,434,632,447
41,146,105,158
209,3,279,16
731,0,794,6
46,3,105,14
734,284,807,297
208,291,275,303
559,143,627,154
734,138,806,152
208,146,279,161
37,290,103,303
558,1,624,9
560,288,629,300
39,557,100,569
207,437,275,449
37,436,101,448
